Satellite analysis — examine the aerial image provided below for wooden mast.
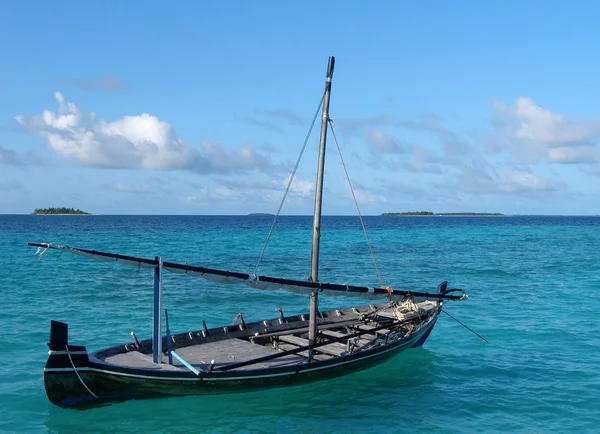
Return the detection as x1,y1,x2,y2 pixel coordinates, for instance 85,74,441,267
308,56,335,351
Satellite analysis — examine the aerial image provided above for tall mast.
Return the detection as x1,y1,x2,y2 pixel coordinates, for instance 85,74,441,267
308,56,335,352
310,55,335,283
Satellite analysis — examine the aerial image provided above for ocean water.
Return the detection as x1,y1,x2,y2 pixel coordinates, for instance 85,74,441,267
0,214,598,433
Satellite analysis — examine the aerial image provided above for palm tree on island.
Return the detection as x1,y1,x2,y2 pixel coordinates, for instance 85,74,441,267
381,211,504,216
32,207,91,215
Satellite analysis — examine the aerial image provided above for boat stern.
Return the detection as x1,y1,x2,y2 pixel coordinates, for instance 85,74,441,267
44,321,96,408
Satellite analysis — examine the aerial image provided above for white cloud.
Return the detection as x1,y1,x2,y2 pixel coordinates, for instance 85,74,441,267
352,188,387,204
492,97,600,164
494,97,596,145
286,175,313,197
180,186,244,203
496,170,552,193
546,146,600,164
16,92,275,174
108,183,153,194
199,140,272,173
444,165,559,197
365,130,404,154
181,175,314,208
213,186,244,200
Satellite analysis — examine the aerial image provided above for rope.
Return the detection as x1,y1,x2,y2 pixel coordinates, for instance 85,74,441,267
66,347,98,399
328,120,385,288
253,90,326,276
357,301,396,320
441,309,489,343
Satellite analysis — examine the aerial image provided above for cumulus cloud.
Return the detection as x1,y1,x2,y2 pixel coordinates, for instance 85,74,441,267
183,174,315,207
195,186,245,201
494,97,597,145
107,183,153,194
351,186,387,204
181,185,248,204
444,164,559,197
343,113,474,170
492,97,600,164
286,175,313,197
16,92,275,174
200,140,272,173
365,130,405,154
496,170,553,193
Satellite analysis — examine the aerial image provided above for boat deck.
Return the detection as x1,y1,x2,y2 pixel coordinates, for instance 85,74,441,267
102,338,307,372
99,303,437,373
175,338,307,370
101,351,183,371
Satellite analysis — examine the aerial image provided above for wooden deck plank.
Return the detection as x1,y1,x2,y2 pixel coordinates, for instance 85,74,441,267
174,338,305,370
320,329,346,339
102,351,183,371
277,335,346,357
320,329,377,342
102,339,307,371
276,343,330,361
255,318,365,339
355,324,390,336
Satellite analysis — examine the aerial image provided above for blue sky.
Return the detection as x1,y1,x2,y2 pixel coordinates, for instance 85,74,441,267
1,1,600,215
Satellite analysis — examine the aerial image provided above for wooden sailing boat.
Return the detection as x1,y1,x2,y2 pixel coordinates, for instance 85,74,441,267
30,57,467,409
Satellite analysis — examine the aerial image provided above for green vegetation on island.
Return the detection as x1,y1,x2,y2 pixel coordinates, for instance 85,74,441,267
33,207,91,215
381,211,504,216
382,211,435,216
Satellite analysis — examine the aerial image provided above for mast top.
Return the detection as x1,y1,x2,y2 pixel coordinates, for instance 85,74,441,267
326,56,335,79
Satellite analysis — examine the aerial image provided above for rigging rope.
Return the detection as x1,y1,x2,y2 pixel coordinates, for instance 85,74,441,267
253,90,326,277
328,120,386,289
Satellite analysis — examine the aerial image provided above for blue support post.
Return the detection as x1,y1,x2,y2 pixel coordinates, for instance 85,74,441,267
152,256,163,364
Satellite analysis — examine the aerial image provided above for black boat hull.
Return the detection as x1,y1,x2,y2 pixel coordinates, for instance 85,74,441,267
44,309,439,409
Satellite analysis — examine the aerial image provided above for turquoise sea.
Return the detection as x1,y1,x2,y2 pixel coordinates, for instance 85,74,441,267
0,214,598,433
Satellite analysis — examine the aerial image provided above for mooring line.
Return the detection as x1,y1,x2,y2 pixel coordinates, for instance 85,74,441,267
441,309,489,343
66,348,98,398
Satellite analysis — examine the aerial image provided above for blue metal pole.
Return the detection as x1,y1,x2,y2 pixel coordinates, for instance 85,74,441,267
152,256,163,364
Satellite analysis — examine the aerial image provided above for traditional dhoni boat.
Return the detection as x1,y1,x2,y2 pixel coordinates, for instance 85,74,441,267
30,57,467,409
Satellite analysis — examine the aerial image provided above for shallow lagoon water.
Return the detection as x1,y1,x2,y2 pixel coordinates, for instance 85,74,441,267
1,215,598,433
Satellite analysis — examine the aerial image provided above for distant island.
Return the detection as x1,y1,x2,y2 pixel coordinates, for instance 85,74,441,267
33,207,91,215
381,211,504,216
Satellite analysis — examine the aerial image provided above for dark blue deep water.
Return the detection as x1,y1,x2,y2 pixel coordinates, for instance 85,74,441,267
1,215,599,433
